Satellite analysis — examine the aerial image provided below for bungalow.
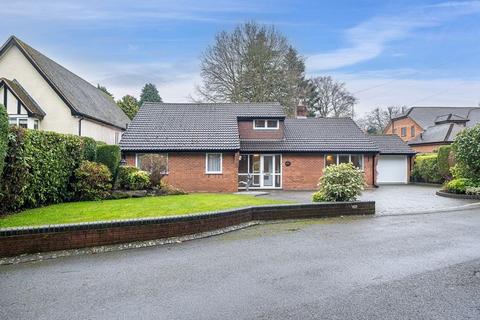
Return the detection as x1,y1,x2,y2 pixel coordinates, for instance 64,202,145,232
0,36,130,144
120,102,414,192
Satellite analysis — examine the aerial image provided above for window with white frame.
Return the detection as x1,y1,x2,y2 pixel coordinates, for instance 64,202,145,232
325,154,364,169
206,153,222,174
8,116,28,128
253,119,279,129
136,153,168,174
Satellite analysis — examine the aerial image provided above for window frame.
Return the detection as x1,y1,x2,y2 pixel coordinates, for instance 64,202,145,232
135,153,169,175
205,153,223,174
324,154,364,170
253,119,279,130
8,115,29,128
410,126,415,137
401,127,407,137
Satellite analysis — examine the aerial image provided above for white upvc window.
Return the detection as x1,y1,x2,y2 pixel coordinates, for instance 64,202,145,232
253,119,279,130
206,153,222,174
8,115,28,128
325,154,364,170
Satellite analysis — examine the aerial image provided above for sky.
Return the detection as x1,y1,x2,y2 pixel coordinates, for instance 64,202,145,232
1,0,480,116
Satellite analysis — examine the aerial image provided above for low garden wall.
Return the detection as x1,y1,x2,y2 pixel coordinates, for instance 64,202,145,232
0,201,374,257
436,191,480,200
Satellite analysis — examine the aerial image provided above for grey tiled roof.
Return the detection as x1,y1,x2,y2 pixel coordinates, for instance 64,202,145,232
408,123,466,145
240,118,379,153
120,102,285,151
0,78,45,118
368,135,415,155
1,36,130,129
394,107,479,129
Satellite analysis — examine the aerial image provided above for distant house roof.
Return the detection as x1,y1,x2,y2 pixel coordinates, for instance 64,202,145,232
120,103,379,153
393,107,479,129
0,36,130,129
368,135,416,155
240,118,379,153
120,102,285,151
0,78,45,118
408,122,465,146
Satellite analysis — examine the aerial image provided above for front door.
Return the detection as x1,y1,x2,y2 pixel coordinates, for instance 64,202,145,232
262,155,274,187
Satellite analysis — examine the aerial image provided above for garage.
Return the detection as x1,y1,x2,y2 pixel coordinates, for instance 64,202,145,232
377,155,408,184
369,135,416,185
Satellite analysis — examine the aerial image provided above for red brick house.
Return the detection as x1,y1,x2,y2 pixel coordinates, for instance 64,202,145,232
120,102,414,192
384,106,480,153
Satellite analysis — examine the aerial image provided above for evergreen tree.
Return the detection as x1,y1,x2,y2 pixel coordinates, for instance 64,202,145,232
139,83,162,106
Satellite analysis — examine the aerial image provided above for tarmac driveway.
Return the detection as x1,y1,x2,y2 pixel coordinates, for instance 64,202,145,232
260,185,478,215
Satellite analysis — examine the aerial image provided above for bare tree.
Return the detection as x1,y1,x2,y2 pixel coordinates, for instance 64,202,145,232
197,22,306,117
358,106,405,134
305,76,356,117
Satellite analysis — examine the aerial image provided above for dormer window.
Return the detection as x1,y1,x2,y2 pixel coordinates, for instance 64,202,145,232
253,119,279,130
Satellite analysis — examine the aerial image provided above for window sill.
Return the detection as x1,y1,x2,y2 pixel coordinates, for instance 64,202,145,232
205,172,223,175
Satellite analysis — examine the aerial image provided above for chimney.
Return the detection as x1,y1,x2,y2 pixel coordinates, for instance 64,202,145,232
296,101,307,118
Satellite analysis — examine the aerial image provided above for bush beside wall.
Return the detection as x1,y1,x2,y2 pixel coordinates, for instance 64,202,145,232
412,154,443,184
0,128,86,213
0,105,8,179
437,145,452,180
97,144,121,179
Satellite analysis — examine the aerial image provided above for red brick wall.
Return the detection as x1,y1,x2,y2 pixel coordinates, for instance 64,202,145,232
385,118,423,142
410,143,446,153
124,152,239,192
125,152,376,192
0,202,375,257
281,153,376,190
238,120,284,139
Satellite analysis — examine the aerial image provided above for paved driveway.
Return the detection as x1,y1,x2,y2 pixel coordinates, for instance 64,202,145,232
260,185,478,215
1,208,480,319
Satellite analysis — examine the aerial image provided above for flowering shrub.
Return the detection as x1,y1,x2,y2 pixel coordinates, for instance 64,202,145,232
117,165,150,190
312,162,364,202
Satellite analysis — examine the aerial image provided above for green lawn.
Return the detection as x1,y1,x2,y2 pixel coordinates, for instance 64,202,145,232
0,194,291,228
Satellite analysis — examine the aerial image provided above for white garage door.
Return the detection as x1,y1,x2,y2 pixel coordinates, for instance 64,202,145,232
377,155,408,184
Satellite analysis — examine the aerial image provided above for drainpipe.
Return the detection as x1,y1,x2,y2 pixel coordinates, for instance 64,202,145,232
373,153,378,188
78,117,84,136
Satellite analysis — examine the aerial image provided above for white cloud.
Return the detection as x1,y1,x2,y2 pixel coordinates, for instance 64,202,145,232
306,1,480,71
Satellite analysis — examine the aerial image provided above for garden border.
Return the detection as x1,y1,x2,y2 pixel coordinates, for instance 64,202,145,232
436,191,480,200
0,202,374,257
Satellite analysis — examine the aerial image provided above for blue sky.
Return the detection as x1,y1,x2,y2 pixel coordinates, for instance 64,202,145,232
1,0,480,115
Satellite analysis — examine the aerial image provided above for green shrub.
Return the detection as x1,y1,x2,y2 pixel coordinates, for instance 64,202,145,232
81,137,97,161
444,178,475,194
437,145,452,180
450,163,469,179
411,154,442,184
96,144,121,179
72,161,112,200
312,162,364,202
117,165,150,190
0,105,7,179
0,128,87,213
452,124,480,179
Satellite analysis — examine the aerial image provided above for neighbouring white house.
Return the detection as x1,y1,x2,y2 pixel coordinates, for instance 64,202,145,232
0,36,130,144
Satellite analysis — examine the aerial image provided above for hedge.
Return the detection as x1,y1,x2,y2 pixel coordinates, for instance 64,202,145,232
81,137,97,162
97,144,121,179
411,153,443,184
437,145,452,180
0,127,86,213
0,105,8,179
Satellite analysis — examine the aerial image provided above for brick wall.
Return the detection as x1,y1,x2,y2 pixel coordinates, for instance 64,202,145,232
385,117,423,142
410,143,446,153
0,202,375,257
124,152,239,193
238,120,284,139
281,153,376,190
